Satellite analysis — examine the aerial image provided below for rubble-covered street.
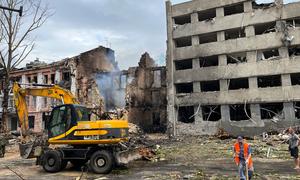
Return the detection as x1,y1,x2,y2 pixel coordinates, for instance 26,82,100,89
1,134,300,180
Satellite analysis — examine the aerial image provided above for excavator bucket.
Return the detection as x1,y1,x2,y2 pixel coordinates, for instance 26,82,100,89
19,142,35,159
115,147,155,165
18,134,48,159
115,148,142,165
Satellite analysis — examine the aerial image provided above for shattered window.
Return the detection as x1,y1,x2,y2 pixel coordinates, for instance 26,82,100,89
290,73,300,86
199,32,217,44
286,18,300,28
178,106,195,123
289,46,300,58
230,104,251,121
258,75,281,88
175,59,193,70
228,78,249,90
254,22,276,35
200,80,220,92
175,37,192,48
257,49,280,61
224,3,244,16
260,103,283,120
225,28,246,40
176,83,193,94
174,14,191,25
200,55,218,68
198,8,216,22
201,105,221,121
227,52,247,64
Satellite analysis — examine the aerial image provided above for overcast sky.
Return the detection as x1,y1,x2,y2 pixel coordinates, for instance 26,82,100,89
25,0,299,70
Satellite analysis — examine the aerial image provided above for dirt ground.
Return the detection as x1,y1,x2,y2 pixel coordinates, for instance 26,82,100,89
0,134,300,180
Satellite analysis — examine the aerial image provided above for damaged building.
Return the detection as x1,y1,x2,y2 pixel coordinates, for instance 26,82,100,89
126,53,167,132
166,0,300,136
96,53,167,132
4,46,118,132
0,46,167,133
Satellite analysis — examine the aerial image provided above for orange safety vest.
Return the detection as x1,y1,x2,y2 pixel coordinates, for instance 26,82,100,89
234,142,253,168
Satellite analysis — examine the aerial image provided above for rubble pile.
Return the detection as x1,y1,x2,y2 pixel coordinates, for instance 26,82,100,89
250,132,291,159
123,123,157,161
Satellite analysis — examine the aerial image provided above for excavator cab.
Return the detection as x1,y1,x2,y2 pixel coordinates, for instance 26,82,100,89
48,104,89,139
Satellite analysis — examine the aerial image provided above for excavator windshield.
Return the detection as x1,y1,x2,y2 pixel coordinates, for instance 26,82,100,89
48,104,90,138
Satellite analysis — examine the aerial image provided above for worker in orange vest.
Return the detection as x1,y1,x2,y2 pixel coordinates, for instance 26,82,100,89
233,136,254,180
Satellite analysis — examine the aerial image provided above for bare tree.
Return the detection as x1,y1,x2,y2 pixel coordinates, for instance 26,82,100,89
0,0,51,132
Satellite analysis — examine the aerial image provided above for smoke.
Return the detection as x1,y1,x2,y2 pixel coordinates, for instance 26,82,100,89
95,71,126,111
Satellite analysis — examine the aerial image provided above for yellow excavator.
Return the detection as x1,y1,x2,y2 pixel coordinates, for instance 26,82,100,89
13,82,130,174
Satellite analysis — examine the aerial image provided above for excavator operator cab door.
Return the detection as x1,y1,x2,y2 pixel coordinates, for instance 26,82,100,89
48,104,74,139
47,104,89,139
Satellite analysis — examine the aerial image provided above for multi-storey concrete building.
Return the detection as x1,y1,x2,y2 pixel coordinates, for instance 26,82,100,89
166,0,300,136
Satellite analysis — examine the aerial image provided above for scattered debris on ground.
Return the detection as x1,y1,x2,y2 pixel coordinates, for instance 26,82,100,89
0,124,299,179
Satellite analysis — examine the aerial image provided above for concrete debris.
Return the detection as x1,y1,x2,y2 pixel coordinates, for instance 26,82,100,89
138,147,156,161
215,128,231,139
128,123,144,135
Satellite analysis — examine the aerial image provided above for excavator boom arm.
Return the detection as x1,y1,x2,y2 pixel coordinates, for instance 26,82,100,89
13,82,79,136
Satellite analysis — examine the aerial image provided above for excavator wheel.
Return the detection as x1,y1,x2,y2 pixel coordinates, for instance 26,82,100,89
42,150,64,173
89,150,114,174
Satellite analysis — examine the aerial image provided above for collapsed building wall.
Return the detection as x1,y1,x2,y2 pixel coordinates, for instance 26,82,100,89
95,53,168,132
166,0,300,136
66,46,119,108
126,53,167,132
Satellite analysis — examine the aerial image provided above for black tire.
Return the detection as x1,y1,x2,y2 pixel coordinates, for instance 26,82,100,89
89,150,114,174
70,159,87,168
42,150,63,173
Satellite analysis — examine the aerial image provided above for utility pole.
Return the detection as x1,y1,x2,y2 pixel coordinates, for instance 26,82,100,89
0,5,23,16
